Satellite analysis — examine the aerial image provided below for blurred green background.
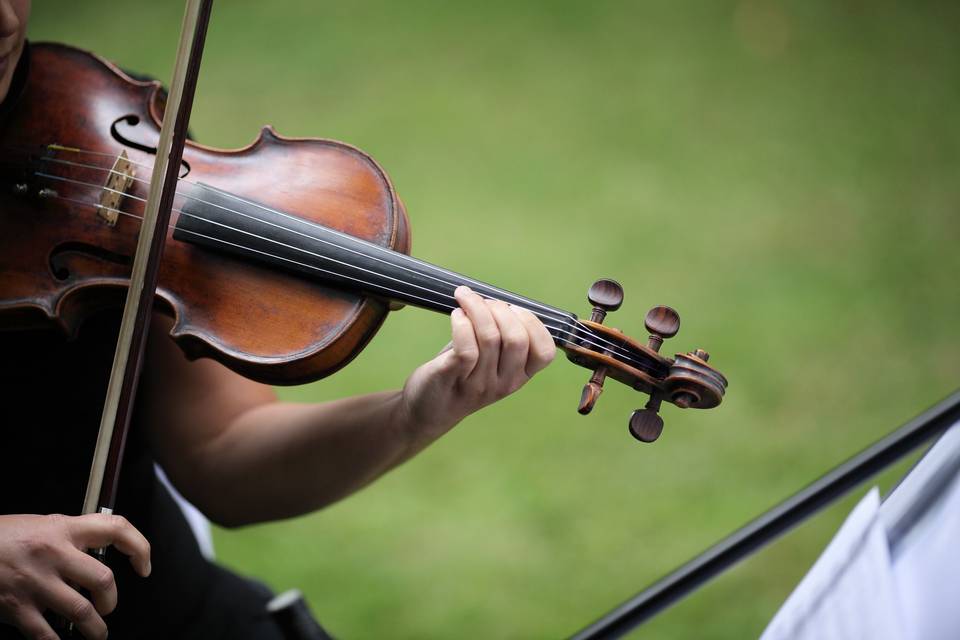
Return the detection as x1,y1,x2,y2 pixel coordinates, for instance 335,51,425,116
31,1,959,638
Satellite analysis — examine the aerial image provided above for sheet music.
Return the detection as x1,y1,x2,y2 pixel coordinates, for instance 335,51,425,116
760,488,906,640
886,425,960,640
761,423,960,640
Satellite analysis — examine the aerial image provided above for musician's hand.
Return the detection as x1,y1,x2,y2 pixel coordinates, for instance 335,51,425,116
0,513,151,640
400,286,555,442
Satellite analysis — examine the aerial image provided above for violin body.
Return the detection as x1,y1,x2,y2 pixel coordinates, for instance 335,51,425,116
1,43,411,384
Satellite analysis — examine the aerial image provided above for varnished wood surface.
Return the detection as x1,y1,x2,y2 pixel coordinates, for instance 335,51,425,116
0,43,411,384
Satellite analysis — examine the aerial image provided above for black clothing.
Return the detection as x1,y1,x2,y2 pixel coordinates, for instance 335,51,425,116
0,311,284,639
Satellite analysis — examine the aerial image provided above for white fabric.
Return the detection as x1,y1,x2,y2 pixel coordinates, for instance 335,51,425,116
155,464,216,560
761,423,960,640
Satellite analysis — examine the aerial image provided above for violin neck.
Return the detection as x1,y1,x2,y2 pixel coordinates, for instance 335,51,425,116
173,183,580,345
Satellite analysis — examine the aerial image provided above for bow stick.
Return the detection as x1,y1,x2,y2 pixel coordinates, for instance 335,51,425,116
77,0,213,581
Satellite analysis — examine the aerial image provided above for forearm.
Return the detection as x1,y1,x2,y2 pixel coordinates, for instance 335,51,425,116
184,389,445,527
149,288,554,528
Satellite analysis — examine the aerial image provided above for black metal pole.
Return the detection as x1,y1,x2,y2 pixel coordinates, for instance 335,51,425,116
571,390,960,640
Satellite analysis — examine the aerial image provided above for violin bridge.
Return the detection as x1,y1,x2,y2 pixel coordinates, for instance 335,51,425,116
97,151,135,226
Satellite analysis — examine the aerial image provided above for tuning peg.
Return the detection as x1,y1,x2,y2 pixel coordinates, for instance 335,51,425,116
577,279,624,414
644,305,680,353
587,278,624,323
629,395,664,443
627,305,677,442
578,367,606,415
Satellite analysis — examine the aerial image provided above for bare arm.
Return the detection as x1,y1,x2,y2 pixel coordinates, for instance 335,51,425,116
143,287,555,527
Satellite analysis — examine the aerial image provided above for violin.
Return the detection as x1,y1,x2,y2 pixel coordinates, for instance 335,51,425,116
0,42,727,445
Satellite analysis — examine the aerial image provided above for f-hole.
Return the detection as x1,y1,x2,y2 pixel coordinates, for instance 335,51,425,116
110,115,192,178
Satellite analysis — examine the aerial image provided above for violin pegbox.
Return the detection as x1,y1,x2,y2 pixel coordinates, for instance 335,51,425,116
564,279,728,444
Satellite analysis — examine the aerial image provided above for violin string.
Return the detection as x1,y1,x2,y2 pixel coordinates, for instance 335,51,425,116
32,145,643,358
33,158,647,366
43,191,639,362
26,149,650,362
29,203,644,370
36,147,639,354
36,171,479,310
37,172,542,329
43,152,583,325
40,155,575,323
34,161,650,368
41,158,565,320
40,186,653,371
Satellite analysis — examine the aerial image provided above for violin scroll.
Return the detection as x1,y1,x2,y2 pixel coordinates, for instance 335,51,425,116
665,349,726,410
565,279,728,443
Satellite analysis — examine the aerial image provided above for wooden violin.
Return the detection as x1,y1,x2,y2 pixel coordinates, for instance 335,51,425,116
0,42,727,443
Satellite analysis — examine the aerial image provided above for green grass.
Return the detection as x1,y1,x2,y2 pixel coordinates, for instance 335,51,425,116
31,1,960,637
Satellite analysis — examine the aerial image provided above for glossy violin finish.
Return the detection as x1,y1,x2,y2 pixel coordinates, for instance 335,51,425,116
0,43,727,442
2,43,411,385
